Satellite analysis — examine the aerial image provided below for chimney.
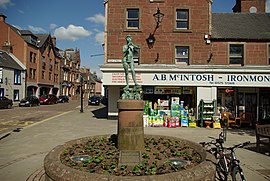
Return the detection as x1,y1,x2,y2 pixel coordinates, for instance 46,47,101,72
0,14,7,22
233,0,266,13
51,36,56,47
2,41,13,53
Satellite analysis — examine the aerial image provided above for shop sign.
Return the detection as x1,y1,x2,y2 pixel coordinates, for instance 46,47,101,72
150,73,270,87
111,73,142,84
225,89,234,93
107,59,122,63
103,72,270,87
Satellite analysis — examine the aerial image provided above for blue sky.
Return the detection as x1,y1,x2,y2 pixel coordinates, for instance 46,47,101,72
1,0,268,78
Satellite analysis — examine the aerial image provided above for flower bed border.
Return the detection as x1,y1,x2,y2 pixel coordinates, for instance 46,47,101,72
44,135,215,181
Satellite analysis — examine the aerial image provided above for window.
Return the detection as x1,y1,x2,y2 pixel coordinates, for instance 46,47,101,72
29,68,32,79
42,56,46,69
42,71,45,79
33,69,36,79
176,9,189,29
126,8,139,29
230,44,244,65
14,89,19,101
266,45,270,64
133,49,140,64
14,69,21,85
0,88,4,97
175,46,189,64
30,52,33,62
0,68,2,83
49,72,52,80
33,53,36,63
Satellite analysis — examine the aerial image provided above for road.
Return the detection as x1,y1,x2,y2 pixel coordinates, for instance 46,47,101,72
0,99,89,139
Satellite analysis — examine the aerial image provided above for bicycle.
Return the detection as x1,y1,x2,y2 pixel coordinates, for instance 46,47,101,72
199,132,250,181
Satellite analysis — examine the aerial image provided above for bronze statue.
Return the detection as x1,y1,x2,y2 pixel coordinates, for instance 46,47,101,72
122,35,141,100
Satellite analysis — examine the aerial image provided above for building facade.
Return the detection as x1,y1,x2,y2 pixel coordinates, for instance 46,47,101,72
0,14,88,101
0,50,26,105
101,0,270,126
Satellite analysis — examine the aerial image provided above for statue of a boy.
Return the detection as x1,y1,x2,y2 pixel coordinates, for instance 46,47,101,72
122,35,140,89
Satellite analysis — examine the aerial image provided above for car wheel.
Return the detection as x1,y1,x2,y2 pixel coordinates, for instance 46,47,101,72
29,103,32,107
7,104,12,109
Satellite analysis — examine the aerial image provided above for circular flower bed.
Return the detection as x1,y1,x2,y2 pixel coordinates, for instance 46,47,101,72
60,135,202,176
44,135,215,181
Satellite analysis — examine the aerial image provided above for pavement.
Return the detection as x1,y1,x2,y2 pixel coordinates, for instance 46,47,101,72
0,105,269,181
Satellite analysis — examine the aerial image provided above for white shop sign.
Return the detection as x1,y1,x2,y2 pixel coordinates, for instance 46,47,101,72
103,72,270,87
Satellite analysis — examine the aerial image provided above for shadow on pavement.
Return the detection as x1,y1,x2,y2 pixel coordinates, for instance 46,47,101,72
244,142,270,156
226,127,256,137
91,106,108,119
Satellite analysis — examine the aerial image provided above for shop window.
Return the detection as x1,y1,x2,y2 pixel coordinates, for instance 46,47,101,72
126,8,140,29
176,9,189,30
175,46,189,65
14,69,21,85
14,89,19,101
230,44,244,65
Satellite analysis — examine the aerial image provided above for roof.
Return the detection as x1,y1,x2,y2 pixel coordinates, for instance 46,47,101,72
212,13,270,40
0,50,25,70
35,34,49,47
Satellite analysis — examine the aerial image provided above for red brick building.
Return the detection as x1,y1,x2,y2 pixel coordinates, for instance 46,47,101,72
0,15,61,97
101,0,270,126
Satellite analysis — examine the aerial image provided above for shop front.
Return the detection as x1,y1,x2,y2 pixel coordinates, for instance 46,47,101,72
101,65,270,127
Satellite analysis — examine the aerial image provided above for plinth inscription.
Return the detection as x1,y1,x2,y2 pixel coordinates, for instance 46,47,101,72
119,150,141,166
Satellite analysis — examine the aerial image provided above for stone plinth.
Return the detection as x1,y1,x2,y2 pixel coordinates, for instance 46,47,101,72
117,99,144,151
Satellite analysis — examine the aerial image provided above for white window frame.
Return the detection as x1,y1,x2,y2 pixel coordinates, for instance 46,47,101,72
176,9,189,30
126,8,140,29
175,46,190,65
229,44,244,65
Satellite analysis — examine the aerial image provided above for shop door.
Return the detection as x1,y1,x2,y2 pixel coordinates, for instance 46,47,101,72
245,93,257,127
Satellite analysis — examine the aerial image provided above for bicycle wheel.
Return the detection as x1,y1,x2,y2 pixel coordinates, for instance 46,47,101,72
232,166,246,181
216,157,228,181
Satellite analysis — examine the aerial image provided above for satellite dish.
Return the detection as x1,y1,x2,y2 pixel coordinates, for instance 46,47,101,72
249,6,257,13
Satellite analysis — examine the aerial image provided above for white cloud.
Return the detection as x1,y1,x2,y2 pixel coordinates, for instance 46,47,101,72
49,23,58,30
95,31,104,44
86,14,105,24
0,0,12,9
28,25,46,33
54,24,91,41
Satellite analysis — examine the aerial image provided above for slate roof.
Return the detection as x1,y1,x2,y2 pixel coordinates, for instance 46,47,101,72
0,50,25,70
35,34,49,47
212,13,270,40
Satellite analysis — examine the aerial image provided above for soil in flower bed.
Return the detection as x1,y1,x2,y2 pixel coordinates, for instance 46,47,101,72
60,135,203,176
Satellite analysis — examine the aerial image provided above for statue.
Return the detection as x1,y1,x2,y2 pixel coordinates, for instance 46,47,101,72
122,35,142,100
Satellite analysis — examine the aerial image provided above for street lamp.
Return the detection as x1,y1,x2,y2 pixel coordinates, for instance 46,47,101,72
146,8,165,49
80,75,84,113
153,7,164,28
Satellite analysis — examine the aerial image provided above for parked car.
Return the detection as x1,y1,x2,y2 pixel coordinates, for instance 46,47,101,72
19,96,40,107
39,94,58,105
88,96,101,105
0,96,13,109
57,95,69,103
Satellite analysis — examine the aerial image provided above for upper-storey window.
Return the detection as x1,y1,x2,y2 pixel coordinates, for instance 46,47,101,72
0,68,3,83
176,9,189,30
14,69,21,85
230,44,244,65
268,45,270,65
133,49,140,64
175,46,189,65
126,8,139,29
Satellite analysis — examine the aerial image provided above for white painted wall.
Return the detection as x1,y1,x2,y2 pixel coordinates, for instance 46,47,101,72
108,86,120,118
